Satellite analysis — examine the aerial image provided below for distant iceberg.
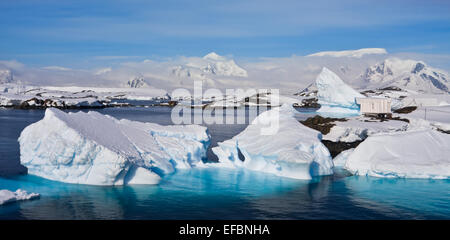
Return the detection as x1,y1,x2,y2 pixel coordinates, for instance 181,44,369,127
343,129,450,179
0,189,40,205
19,108,210,185
316,67,364,114
212,104,333,180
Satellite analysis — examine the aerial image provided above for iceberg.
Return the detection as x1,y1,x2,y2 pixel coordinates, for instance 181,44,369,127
212,104,333,180
316,67,365,114
344,129,450,179
19,108,210,185
0,189,40,205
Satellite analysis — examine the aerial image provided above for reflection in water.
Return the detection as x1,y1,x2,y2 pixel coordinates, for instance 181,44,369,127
0,169,302,219
345,176,450,219
0,176,132,219
0,169,449,219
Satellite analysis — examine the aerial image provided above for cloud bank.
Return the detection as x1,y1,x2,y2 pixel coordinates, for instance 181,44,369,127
1,49,449,95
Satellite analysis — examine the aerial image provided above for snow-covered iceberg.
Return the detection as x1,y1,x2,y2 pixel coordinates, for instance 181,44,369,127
0,189,40,205
212,104,333,180
316,67,365,114
343,129,450,179
19,108,210,185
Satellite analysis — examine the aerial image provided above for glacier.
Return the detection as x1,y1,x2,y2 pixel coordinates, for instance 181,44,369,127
0,189,40,205
19,108,210,185
315,67,365,114
343,129,450,179
212,104,333,180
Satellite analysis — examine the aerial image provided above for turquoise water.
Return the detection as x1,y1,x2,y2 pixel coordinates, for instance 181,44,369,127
0,107,448,219
1,171,448,219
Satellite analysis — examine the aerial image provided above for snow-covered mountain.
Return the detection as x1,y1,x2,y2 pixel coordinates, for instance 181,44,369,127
127,76,148,88
172,52,248,80
201,52,247,77
362,58,450,93
0,69,13,84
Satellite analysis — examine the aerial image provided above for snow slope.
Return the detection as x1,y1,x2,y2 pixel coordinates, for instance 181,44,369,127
344,129,450,179
0,189,39,205
212,104,333,180
362,58,450,93
333,149,354,168
323,116,408,142
315,67,365,113
404,105,450,132
19,108,210,185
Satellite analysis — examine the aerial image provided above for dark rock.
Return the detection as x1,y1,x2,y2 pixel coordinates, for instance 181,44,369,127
321,140,363,158
393,106,417,114
378,86,402,91
412,62,425,74
300,115,347,135
437,129,450,134
298,98,320,108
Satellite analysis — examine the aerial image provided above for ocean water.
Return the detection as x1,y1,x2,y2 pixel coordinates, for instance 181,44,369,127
0,107,448,219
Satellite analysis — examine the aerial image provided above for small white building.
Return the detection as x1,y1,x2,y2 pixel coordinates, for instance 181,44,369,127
356,97,391,117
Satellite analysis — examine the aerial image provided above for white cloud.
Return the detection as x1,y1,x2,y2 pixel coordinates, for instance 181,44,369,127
307,48,388,58
42,66,72,71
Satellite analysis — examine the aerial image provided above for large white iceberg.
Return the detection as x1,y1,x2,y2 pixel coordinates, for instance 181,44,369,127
19,108,210,185
0,189,40,205
212,104,333,180
316,67,365,114
343,129,450,179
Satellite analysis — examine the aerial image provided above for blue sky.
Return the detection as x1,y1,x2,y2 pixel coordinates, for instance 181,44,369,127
1,0,450,67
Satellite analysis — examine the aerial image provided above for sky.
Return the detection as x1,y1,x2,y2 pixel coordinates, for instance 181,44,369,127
1,0,450,68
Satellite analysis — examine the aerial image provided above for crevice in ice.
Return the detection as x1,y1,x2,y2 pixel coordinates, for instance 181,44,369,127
237,147,245,162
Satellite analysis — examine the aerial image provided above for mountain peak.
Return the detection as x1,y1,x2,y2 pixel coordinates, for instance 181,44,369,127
127,76,148,88
172,52,248,79
203,52,226,61
362,58,449,93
